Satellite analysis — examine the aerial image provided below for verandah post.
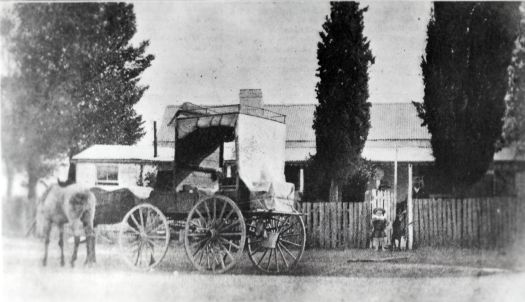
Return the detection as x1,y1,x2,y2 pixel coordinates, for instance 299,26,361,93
408,163,414,250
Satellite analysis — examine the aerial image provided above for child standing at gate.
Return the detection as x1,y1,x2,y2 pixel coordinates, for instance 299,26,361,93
371,207,388,251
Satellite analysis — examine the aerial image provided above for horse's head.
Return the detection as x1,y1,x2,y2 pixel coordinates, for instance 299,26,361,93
70,192,89,217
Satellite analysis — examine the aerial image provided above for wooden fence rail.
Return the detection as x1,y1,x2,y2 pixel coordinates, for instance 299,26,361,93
299,201,372,249
413,197,523,249
299,196,523,249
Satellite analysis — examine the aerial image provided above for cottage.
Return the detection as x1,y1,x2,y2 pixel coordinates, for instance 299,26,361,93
72,88,525,200
71,145,173,189
157,89,525,200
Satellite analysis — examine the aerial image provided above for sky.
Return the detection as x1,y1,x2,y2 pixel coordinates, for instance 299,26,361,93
132,1,432,146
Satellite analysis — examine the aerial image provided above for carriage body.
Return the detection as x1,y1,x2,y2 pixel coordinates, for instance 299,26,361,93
118,104,306,273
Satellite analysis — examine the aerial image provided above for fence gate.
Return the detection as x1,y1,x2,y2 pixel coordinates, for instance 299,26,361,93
367,190,396,247
299,190,396,249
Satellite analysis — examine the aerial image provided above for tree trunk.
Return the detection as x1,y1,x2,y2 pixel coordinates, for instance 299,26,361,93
27,171,38,201
329,179,341,203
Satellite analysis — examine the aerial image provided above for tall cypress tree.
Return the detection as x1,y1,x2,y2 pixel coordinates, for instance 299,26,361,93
502,3,525,145
416,2,520,192
313,2,374,202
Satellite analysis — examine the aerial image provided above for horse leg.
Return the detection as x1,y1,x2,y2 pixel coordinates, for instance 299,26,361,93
83,219,96,266
58,223,65,267
71,236,80,267
42,221,52,267
70,220,82,267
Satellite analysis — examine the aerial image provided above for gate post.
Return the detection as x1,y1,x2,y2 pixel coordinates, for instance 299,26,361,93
407,163,414,250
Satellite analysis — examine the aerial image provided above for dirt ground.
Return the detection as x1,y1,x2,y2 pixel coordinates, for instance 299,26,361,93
2,236,525,301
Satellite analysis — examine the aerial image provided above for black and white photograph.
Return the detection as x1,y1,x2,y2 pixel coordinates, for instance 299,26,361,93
1,0,525,301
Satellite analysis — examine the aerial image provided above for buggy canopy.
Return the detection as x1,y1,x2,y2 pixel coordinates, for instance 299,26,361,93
170,103,295,211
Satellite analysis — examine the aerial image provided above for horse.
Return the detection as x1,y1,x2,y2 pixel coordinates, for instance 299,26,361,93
36,183,97,267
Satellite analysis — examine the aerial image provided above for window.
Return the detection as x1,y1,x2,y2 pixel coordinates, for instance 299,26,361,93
96,165,118,186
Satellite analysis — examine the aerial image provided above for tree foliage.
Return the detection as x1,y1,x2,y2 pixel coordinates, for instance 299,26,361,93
415,2,521,191
1,3,153,197
502,3,525,146
312,2,374,202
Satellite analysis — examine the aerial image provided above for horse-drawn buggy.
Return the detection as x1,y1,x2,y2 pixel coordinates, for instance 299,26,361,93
117,104,306,273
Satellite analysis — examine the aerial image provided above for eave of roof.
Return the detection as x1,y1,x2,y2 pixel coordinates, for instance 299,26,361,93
71,144,173,162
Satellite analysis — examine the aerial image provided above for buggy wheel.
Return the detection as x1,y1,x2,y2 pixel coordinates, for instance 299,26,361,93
119,203,170,270
184,195,246,273
246,214,306,273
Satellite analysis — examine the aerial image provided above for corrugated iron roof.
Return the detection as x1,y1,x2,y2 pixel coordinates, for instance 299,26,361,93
266,104,316,142
153,102,521,163
159,102,430,144
368,103,431,140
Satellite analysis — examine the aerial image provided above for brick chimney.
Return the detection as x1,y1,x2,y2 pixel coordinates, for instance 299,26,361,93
239,89,263,108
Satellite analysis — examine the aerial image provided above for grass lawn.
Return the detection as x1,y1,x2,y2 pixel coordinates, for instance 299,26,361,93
4,232,523,278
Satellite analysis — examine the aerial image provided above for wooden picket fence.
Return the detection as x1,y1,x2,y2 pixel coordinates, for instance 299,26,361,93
369,190,396,246
413,197,524,249
298,201,371,248
298,196,523,250
298,191,396,249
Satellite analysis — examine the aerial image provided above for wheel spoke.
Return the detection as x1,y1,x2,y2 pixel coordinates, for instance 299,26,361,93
219,219,241,232
279,242,297,260
211,251,216,272
280,233,301,238
223,208,235,221
256,249,268,266
246,215,303,273
189,220,206,230
139,207,145,229
279,221,299,235
266,249,273,270
190,236,208,248
129,213,143,232
130,240,141,252
134,241,143,266
146,235,168,240
218,200,227,220
217,241,235,261
197,242,206,265
218,237,240,250
185,196,245,273
219,232,243,237
219,253,226,270
192,239,208,257
146,242,156,266
204,200,211,223
186,232,208,237
123,223,140,235
277,244,289,268
120,205,169,270
274,248,279,272
145,216,162,233
213,198,216,221
146,238,165,250
280,238,302,248
194,208,206,223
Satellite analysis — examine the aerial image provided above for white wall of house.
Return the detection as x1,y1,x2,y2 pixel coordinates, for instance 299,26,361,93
76,161,170,188
76,163,98,187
